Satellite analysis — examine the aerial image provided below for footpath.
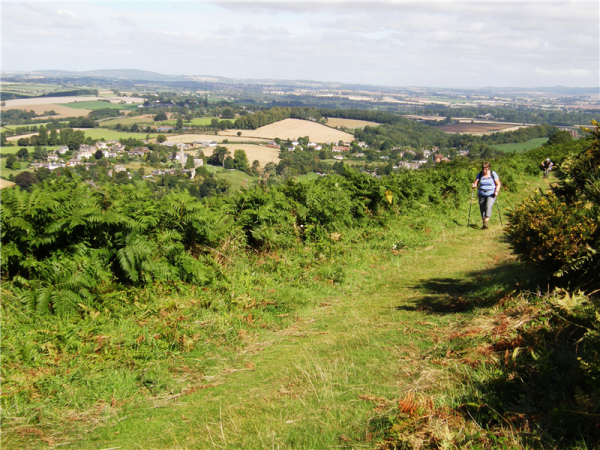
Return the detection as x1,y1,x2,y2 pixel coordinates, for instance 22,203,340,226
71,178,551,449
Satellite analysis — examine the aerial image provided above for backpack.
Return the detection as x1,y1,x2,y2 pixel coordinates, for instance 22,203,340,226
478,171,498,181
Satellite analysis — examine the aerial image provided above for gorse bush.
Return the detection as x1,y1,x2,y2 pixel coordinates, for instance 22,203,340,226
507,127,600,287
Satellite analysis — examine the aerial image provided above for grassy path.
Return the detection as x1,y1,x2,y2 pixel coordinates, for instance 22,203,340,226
15,176,552,449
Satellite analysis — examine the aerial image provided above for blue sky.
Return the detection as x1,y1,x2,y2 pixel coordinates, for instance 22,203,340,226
2,1,599,88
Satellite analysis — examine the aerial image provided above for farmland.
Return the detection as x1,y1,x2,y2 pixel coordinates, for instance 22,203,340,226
163,134,269,144
439,122,527,134
58,101,139,110
492,137,549,153
0,158,31,178
0,178,15,189
1,95,145,119
325,118,379,129
221,118,354,143
74,129,159,140
217,143,280,167
99,115,157,126
213,168,259,192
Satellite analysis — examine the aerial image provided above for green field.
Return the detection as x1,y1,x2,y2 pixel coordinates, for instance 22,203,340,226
1,83,64,92
492,137,548,153
58,101,140,111
1,145,61,155
100,116,157,126
0,158,32,178
214,168,258,191
101,117,219,127
77,129,159,140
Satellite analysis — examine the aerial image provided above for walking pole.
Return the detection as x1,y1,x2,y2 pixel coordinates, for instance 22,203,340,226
496,196,503,227
467,188,474,227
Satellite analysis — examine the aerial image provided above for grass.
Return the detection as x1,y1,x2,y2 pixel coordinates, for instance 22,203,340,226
214,168,258,191
100,117,219,127
492,137,549,153
2,171,562,449
78,129,159,140
1,83,64,92
57,101,140,111
0,158,32,178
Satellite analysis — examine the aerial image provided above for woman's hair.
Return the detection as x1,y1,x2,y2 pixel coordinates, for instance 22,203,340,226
482,162,490,170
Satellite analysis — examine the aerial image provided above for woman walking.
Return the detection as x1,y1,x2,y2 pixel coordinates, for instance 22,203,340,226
471,162,501,229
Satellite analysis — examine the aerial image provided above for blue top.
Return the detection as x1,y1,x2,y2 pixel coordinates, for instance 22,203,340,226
477,171,498,196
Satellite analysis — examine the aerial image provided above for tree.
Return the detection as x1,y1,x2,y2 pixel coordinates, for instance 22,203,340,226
32,146,48,161
48,129,58,146
131,123,139,132
156,135,167,143
233,149,249,172
154,112,168,121
544,130,573,147
36,167,51,182
185,155,195,169
94,149,103,160
176,118,184,130
222,107,235,119
223,156,235,169
207,146,230,166
37,126,48,146
16,148,29,159
237,131,242,137
14,171,37,191
5,155,18,169
210,118,219,128
148,151,160,164
17,138,30,147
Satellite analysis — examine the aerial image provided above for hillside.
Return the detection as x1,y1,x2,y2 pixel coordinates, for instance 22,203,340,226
2,138,598,449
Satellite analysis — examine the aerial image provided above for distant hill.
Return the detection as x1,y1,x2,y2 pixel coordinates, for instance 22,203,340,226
479,86,598,95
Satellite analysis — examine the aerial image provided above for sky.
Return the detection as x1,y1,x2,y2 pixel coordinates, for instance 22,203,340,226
2,1,599,88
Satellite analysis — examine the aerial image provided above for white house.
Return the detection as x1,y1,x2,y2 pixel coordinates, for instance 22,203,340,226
57,146,69,154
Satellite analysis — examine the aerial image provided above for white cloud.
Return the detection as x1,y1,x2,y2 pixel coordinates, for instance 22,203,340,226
1,1,598,87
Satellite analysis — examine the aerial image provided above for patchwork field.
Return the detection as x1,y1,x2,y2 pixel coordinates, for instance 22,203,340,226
220,119,354,143
439,122,527,134
325,118,379,129
214,143,280,167
163,134,269,144
1,95,145,119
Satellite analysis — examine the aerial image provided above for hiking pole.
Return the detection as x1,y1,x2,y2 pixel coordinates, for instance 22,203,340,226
496,196,503,227
467,188,474,227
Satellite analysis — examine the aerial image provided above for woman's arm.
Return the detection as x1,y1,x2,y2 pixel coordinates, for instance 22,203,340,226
471,179,479,189
494,178,501,196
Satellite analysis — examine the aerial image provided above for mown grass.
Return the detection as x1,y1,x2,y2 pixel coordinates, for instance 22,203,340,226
492,137,548,153
1,171,557,449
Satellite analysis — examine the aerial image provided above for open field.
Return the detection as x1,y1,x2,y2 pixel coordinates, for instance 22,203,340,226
439,122,527,134
402,114,446,121
492,137,549,153
0,158,32,178
58,101,139,110
162,134,269,144
73,129,159,141
1,82,64,92
325,118,379,129
214,169,259,191
0,178,15,189
100,115,157,126
1,104,91,119
216,143,280,167
220,119,355,143
1,95,145,119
